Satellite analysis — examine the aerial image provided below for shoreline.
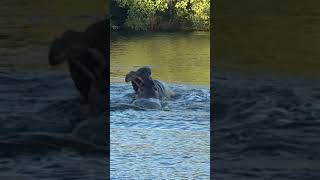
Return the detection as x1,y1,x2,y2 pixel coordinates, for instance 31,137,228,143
111,29,209,38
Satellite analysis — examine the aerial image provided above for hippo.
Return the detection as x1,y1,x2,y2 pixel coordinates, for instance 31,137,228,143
125,67,175,109
48,17,109,116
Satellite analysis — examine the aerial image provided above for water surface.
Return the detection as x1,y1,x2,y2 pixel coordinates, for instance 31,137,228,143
110,32,210,179
111,84,210,179
214,0,320,79
111,32,210,86
0,0,107,72
0,1,108,179
213,1,320,179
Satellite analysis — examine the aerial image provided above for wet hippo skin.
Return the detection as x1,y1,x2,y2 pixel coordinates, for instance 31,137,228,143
125,67,175,109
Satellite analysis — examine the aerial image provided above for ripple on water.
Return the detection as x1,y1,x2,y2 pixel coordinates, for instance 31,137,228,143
0,72,107,180
110,83,210,179
212,73,320,179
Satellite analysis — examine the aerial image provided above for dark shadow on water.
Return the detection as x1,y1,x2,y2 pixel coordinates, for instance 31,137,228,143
0,71,108,179
211,71,320,179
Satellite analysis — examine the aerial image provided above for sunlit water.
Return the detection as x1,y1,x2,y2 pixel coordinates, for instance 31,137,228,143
110,32,210,179
110,84,210,179
111,32,210,86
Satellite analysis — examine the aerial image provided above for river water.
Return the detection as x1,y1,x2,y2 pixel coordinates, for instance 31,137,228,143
2,0,319,179
0,1,108,179
213,1,320,179
111,32,210,86
214,0,320,79
110,32,210,179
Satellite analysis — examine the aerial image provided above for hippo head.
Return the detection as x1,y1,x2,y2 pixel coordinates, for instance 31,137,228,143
125,67,159,99
125,67,162,109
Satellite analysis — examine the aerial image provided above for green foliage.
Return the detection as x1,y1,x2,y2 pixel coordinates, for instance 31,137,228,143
113,0,210,31
175,0,210,30
115,0,168,30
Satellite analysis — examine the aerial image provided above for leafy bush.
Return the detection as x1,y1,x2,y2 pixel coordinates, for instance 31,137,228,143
112,0,210,31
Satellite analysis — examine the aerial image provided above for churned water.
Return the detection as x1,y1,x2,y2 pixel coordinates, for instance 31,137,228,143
213,1,320,179
110,83,210,179
212,73,320,179
0,72,107,179
0,1,108,178
110,31,210,179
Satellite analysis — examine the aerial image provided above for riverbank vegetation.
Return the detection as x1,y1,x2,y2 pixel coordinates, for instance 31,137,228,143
111,0,210,31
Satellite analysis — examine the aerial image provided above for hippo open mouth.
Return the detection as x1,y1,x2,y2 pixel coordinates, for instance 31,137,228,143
125,68,160,99
125,71,144,89
125,67,175,110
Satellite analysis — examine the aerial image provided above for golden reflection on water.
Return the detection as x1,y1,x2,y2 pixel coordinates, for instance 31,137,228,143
111,32,210,86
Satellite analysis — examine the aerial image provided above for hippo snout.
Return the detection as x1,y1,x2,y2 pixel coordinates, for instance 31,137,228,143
132,98,162,109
